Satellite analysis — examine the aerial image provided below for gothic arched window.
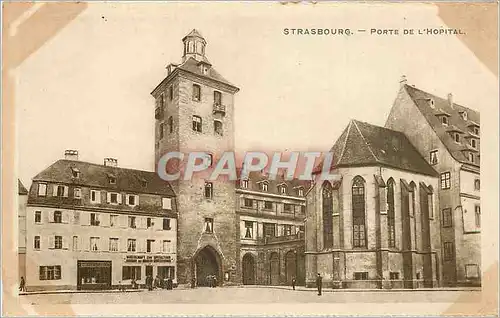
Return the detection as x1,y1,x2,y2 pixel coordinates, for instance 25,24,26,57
322,182,333,249
352,176,366,248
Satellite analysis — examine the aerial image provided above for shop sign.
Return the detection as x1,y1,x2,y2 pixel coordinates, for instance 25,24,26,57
125,255,172,263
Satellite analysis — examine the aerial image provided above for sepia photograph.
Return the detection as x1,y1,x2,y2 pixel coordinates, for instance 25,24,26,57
2,1,498,316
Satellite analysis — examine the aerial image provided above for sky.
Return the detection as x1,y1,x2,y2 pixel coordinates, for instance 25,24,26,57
16,2,498,188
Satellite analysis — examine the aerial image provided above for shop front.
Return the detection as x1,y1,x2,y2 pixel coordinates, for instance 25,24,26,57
77,260,112,290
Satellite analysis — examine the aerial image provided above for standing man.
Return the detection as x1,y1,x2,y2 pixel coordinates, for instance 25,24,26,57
316,273,322,296
291,276,296,290
19,277,26,292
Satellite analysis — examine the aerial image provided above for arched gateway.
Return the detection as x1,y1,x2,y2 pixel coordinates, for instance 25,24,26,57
193,246,222,287
242,253,256,285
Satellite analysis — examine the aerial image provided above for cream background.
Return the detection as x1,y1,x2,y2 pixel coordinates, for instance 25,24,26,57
5,2,498,316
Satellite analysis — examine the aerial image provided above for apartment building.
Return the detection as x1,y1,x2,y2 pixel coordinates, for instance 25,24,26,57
25,151,177,291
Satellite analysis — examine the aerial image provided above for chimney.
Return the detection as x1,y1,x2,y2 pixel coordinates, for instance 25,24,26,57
447,93,454,109
399,75,408,87
64,150,79,160
104,158,118,167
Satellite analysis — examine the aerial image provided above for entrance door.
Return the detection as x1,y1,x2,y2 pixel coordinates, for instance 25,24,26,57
269,253,280,285
285,251,297,285
242,254,256,285
146,266,153,278
77,261,112,290
194,246,221,286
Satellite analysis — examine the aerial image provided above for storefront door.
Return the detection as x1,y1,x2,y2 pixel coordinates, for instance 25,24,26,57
77,260,112,290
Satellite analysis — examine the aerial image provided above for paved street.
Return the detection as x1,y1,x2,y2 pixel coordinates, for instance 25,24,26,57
21,286,481,304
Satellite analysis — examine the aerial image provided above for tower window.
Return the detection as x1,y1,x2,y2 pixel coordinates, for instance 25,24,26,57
204,218,214,233
454,133,460,143
167,116,173,134
204,182,213,199
214,91,222,105
471,139,477,149
169,86,173,101
475,205,481,228
192,116,202,132
193,84,201,101
468,152,474,163
159,123,164,139
214,120,223,136
474,179,480,190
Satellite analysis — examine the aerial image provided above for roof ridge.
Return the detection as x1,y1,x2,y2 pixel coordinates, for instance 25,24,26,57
352,120,379,163
337,121,353,165
405,84,479,115
57,159,156,175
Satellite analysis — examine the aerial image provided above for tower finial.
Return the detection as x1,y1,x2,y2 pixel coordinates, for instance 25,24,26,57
399,75,408,87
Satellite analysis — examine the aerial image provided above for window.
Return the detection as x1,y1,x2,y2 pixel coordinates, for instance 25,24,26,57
74,188,81,199
244,221,253,239
128,195,136,206
169,86,173,101
147,217,154,229
442,116,448,125
214,120,223,136
261,182,268,192
108,176,116,185
90,237,99,251
159,123,164,139
56,185,65,197
162,240,172,253
474,127,479,135
322,183,333,249
429,150,438,165
352,177,366,248
90,213,100,226
122,266,141,280
35,211,42,223
39,266,61,280
283,203,293,213
127,239,136,252
192,84,201,101
301,205,306,214
440,172,451,190
167,116,173,134
73,211,80,224
146,240,155,253
109,238,119,252
442,208,452,228
192,115,202,132
279,185,287,195
465,264,479,279
284,224,292,236
53,211,62,223
109,192,119,204
204,182,213,199
468,152,474,163
387,179,396,248
128,216,136,228
34,236,40,250
471,139,477,149
454,133,460,143
428,192,434,219
462,111,468,121
163,218,171,230
475,205,481,228
214,91,222,105
444,242,454,261
110,215,118,227
263,223,276,237
204,218,214,233
354,272,368,280
38,183,47,196
72,236,78,251
71,168,80,178
241,179,248,189
90,190,100,203
264,201,273,210
389,272,399,280
409,186,416,216
297,188,304,196
53,236,62,249
244,198,253,208
162,198,172,210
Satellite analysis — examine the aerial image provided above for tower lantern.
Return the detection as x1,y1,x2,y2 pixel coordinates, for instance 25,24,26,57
182,29,208,63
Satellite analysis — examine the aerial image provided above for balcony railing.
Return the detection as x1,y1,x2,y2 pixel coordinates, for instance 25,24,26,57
213,103,226,116
155,107,164,120
258,232,304,244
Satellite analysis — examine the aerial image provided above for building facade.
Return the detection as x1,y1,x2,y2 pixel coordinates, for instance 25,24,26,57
237,172,307,286
305,120,442,289
385,79,481,286
151,30,240,286
18,180,28,281
25,151,177,291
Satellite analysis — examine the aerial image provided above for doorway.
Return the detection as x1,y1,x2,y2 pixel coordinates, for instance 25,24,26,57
242,253,256,285
194,246,221,286
285,251,297,285
77,260,111,290
269,252,280,285
146,265,153,278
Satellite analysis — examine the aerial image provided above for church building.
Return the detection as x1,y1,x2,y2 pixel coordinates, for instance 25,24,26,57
305,119,443,289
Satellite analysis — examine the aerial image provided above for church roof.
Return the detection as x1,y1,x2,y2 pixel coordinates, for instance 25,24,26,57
403,84,480,167
31,159,175,197
327,120,438,176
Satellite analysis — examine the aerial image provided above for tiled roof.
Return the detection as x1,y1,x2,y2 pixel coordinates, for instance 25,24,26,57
32,159,175,197
327,120,438,176
18,179,28,195
236,170,311,197
404,85,480,167
177,57,237,89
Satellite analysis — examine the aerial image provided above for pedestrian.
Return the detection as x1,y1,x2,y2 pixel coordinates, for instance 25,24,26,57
291,277,296,290
146,275,153,291
19,276,26,292
212,275,217,288
154,275,160,289
191,276,196,288
316,273,322,296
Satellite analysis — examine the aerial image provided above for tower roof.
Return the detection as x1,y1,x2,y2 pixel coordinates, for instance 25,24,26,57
182,29,205,42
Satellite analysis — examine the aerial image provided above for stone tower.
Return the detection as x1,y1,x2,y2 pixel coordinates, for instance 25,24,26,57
151,29,240,286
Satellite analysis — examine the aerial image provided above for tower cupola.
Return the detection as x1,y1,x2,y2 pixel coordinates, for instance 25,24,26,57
182,29,208,63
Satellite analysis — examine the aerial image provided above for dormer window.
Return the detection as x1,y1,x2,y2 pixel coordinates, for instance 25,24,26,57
454,133,460,143
442,116,448,125
260,182,269,192
108,174,116,185
296,187,304,196
473,127,480,135
241,179,248,189
471,139,477,149
278,184,287,195
468,152,474,163
428,98,435,108
71,167,80,179
461,111,468,121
